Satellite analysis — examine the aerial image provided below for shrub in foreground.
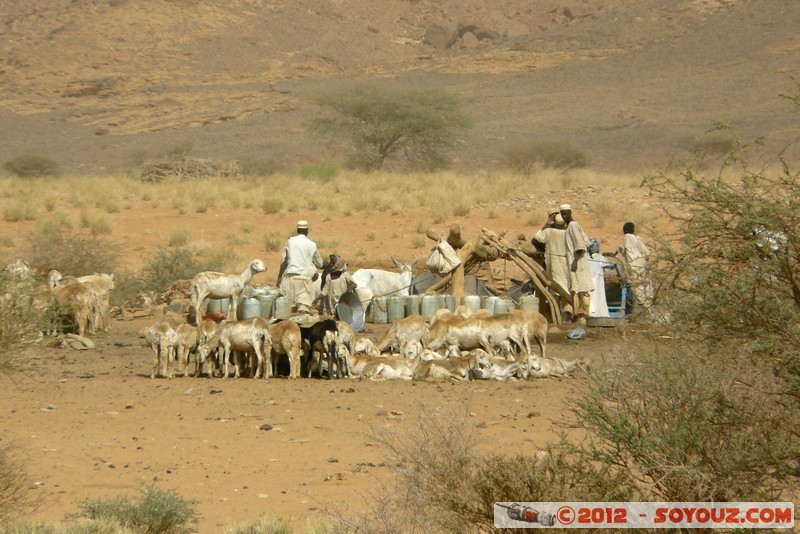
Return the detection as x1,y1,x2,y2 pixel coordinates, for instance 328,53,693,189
75,485,199,534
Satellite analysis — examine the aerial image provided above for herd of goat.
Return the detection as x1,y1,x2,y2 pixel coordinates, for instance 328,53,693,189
145,311,589,382
3,258,589,382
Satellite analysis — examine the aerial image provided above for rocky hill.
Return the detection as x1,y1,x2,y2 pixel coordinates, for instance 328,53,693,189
1,0,798,175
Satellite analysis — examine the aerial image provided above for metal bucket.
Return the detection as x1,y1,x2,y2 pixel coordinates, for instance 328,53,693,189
372,297,389,324
404,295,421,316
444,294,456,312
494,297,512,315
519,294,540,315
206,298,221,314
387,296,405,323
239,297,261,319
337,290,365,332
462,294,481,312
257,294,276,318
274,296,292,319
421,295,438,322
482,295,498,315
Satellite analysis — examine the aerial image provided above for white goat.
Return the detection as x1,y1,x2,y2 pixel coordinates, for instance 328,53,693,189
146,321,179,379
375,315,428,353
425,310,531,357
174,323,199,377
353,337,381,357
195,319,220,377
484,355,525,380
352,258,417,311
268,319,303,379
413,351,493,381
215,317,273,379
365,355,421,380
48,270,99,336
189,259,267,325
77,273,114,333
527,356,590,379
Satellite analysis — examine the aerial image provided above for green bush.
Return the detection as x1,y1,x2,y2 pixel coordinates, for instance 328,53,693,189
76,485,199,534
3,153,61,178
108,269,146,307
299,163,340,183
596,113,800,502
140,246,224,296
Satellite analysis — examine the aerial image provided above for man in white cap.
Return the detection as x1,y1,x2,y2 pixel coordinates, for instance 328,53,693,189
560,203,594,324
277,220,323,313
532,210,572,314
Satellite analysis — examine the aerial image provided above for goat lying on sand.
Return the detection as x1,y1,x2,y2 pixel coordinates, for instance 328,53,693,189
527,356,589,378
413,350,493,381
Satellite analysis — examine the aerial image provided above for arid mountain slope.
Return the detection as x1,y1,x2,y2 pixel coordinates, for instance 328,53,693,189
1,0,798,175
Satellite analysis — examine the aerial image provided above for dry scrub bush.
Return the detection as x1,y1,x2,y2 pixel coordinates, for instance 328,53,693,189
27,218,121,276
139,246,226,296
613,112,800,501
0,277,52,368
1,518,137,534
74,485,199,534
344,406,631,534
573,345,798,503
223,518,346,534
0,442,39,523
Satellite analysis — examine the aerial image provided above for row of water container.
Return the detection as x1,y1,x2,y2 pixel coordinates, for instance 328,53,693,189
369,293,540,324
204,292,541,324
204,290,295,321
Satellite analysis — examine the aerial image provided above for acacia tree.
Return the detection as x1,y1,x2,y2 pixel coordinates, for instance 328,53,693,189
313,85,472,172
572,86,800,504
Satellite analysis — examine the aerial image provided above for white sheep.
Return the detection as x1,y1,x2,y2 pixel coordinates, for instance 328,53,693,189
146,321,179,379
77,273,114,333
375,315,428,353
48,270,99,337
174,323,199,377
189,259,267,326
208,317,273,379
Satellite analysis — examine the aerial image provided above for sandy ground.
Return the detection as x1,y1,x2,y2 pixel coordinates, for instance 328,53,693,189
0,311,635,531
